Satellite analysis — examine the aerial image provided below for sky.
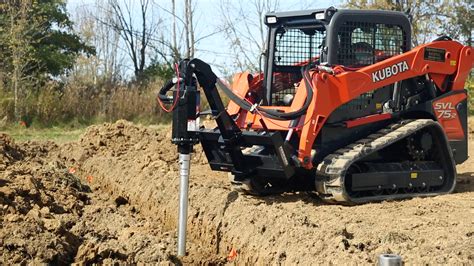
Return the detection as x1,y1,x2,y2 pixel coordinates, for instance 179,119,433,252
66,0,342,76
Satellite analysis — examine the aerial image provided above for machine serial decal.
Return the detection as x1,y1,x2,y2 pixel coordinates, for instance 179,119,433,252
434,102,457,119
372,61,409,82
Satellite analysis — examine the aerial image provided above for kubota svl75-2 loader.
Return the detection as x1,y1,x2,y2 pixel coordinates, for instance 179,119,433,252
159,7,473,205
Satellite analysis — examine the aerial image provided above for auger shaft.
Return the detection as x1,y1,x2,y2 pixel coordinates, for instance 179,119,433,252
177,152,191,257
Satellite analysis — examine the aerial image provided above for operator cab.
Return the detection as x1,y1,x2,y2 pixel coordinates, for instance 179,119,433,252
263,7,411,106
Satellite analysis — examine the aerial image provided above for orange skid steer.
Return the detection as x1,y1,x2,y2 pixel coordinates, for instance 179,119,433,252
157,7,473,255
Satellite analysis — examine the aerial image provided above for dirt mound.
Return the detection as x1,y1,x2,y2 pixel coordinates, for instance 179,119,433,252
58,120,206,168
54,120,223,264
0,134,22,170
0,137,88,264
0,133,179,264
69,191,178,264
1,120,473,264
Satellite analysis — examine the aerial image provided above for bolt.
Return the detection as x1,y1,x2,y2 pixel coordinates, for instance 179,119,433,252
422,182,426,187
408,183,413,188
392,184,397,189
303,156,310,164
439,176,443,180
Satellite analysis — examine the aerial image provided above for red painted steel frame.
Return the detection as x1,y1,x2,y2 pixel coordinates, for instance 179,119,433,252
345,113,392,128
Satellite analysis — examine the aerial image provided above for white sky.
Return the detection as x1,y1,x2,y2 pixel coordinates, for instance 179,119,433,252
67,0,342,76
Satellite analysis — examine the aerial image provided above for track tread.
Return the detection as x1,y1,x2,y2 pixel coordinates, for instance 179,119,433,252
316,119,456,204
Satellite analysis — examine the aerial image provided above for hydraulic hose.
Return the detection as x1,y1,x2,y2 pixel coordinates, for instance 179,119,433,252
157,79,175,103
215,66,314,121
256,67,314,120
159,59,316,121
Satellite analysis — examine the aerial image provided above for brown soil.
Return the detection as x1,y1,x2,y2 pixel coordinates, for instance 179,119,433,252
1,119,473,264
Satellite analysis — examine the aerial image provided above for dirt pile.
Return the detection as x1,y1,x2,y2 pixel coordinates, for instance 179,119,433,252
54,120,224,264
0,135,87,264
58,120,206,167
0,133,179,264
1,120,473,264
69,189,178,264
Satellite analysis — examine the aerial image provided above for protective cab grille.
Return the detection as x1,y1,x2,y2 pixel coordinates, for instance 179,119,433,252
336,21,406,115
271,27,325,105
337,21,405,67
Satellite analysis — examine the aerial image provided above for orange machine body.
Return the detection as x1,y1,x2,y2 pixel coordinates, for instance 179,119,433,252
227,41,473,169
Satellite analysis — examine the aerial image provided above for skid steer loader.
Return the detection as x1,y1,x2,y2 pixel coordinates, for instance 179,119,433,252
159,7,473,203
159,7,473,256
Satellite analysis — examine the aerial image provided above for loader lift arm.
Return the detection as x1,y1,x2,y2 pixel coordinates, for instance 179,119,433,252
159,59,296,181
186,59,252,177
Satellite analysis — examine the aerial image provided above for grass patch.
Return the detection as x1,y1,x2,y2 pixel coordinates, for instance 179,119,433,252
0,121,171,143
0,126,86,143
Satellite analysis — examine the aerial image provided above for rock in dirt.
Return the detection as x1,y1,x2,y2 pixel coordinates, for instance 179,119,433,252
114,195,129,207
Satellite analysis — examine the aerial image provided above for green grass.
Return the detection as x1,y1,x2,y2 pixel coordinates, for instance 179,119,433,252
0,126,86,143
0,122,170,143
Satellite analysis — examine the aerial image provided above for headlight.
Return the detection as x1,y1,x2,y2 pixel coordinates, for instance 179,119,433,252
266,16,277,24
315,13,325,20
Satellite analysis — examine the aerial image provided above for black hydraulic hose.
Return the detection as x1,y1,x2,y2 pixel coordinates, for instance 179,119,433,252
157,79,176,103
256,67,314,120
215,79,253,110
215,66,314,121
162,58,316,121
433,35,452,42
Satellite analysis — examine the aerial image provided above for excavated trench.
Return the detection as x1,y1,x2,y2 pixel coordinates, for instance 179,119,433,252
1,120,474,264
52,121,255,264
0,124,228,264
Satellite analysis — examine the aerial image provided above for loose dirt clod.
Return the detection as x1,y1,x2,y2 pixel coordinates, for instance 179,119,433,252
114,196,129,207
1,120,473,264
0,135,87,264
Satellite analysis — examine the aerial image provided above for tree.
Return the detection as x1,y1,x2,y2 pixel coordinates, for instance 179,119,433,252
218,0,281,72
441,1,473,46
71,0,122,86
184,0,195,58
0,0,93,120
73,0,191,83
152,0,198,63
108,0,160,80
171,0,179,61
0,0,36,120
